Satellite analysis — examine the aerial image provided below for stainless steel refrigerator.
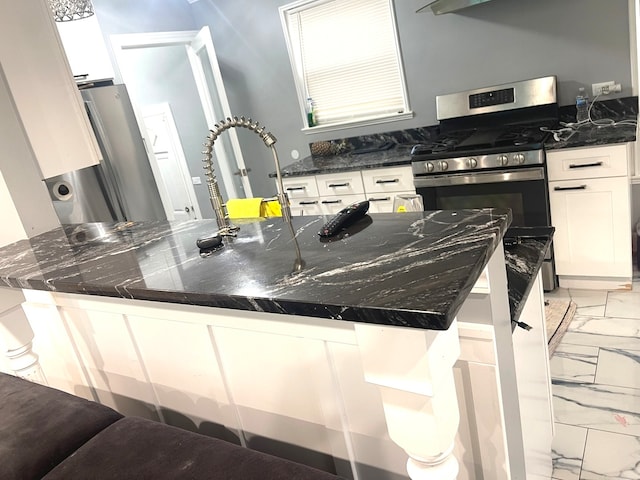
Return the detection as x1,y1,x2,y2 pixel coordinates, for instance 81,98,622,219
45,84,167,223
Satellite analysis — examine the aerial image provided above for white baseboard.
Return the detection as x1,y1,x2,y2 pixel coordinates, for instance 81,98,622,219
558,276,632,290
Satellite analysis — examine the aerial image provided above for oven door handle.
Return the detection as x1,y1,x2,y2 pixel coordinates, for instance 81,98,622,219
413,168,544,188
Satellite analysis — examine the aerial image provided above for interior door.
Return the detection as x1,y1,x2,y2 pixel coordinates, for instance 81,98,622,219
142,105,200,221
111,28,252,220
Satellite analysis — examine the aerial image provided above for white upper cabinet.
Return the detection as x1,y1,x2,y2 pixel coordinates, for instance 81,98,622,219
0,0,101,179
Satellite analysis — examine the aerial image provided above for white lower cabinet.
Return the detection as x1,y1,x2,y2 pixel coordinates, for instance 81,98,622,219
549,176,631,278
547,144,632,287
281,165,415,216
319,194,367,215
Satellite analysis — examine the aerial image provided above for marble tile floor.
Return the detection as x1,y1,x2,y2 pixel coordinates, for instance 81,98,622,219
547,276,640,479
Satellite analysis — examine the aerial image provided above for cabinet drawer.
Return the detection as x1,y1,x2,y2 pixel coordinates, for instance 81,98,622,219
362,166,414,194
319,194,367,215
367,190,416,213
546,144,630,181
281,176,319,198
289,197,322,217
316,172,364,196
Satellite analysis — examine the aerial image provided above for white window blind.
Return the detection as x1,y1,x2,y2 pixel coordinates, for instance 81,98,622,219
281,0,409,128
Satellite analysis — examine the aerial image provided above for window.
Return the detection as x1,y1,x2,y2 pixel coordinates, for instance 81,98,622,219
280,0,412,132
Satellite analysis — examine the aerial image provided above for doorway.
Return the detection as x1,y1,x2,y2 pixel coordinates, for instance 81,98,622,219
142,104,201,221
110,27,253,218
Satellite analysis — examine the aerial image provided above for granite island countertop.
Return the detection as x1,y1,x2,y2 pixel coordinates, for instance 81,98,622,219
0,210,514,331
503,227,554,330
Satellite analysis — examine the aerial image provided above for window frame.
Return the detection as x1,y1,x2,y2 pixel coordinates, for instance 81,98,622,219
279,0,413,134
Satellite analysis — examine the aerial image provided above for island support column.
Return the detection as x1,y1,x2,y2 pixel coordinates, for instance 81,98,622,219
0,289,46,384
355,320,461,480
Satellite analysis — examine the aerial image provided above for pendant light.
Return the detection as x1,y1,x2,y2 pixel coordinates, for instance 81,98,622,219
49,0,94,22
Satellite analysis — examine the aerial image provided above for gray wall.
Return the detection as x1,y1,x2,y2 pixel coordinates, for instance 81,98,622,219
92,0,633,198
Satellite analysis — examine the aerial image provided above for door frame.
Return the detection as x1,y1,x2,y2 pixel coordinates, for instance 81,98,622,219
142,103,202,220
110,28,252,201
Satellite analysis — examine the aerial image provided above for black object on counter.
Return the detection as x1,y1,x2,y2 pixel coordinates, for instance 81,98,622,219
196,232,223,251
318,200,370,237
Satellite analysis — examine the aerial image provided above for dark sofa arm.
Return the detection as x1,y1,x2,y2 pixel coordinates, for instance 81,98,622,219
1,372,345,480
0,372,123,480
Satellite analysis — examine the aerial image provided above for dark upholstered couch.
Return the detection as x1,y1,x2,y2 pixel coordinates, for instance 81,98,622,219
0,373,344,479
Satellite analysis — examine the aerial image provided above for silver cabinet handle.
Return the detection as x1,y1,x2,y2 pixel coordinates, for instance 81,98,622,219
369,197,390,202
328,182,350,188
286,186,306,191
298,200,318,205
321,199,342,204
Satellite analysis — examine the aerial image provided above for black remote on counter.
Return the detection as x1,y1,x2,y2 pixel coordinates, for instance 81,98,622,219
318,200,370,237
196,233,223,250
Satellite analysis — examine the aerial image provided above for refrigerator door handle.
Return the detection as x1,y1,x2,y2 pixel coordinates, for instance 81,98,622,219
84,99,129,221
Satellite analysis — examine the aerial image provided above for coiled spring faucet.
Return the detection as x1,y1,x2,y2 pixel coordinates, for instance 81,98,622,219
202,116,292,235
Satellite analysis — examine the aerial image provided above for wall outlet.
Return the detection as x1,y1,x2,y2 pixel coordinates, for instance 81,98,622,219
592,81,621,96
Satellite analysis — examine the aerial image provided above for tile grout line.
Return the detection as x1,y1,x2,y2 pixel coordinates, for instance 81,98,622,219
579,427,590,479
593,346,601,385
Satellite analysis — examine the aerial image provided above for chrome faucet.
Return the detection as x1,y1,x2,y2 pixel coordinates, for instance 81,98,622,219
202,116,292,235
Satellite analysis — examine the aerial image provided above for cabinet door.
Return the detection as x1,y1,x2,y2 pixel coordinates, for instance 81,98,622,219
319,194,367,215
289,197,322,217
549,176,631,277
361,166,414,194
0,0,101,179
281,176,319,199
367,190,416,213
316,172,365,196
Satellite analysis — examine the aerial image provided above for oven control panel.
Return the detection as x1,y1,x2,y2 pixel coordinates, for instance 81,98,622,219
469,88,515,109
411,150,545,177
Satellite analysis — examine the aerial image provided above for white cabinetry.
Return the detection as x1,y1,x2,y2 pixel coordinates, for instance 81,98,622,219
0,0,101,179
281,165,415,216
547,144,632,289
361,166,415,213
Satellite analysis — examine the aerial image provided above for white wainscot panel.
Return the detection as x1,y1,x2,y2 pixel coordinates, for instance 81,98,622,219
60,306,160,420
21,302,87,397
126,314,241,439
212,326,349,469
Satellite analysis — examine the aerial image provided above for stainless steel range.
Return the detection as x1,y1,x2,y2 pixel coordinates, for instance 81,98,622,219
411,76,559,290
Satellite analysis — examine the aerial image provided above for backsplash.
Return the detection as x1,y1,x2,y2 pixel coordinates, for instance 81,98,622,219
308,125,439,158
308,96,638,160
558,96,638,124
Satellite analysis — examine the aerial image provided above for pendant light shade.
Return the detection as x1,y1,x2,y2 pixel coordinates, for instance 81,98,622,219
49,0,94,22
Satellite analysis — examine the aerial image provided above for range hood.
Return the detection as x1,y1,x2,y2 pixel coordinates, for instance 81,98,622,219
417,0,494,15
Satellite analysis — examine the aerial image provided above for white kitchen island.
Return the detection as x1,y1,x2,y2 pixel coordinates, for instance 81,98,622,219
0,212,553,480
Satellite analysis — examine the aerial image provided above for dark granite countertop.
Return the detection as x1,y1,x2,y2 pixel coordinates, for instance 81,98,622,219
544,119,636,150
0,210,512,331
503,227,554,330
